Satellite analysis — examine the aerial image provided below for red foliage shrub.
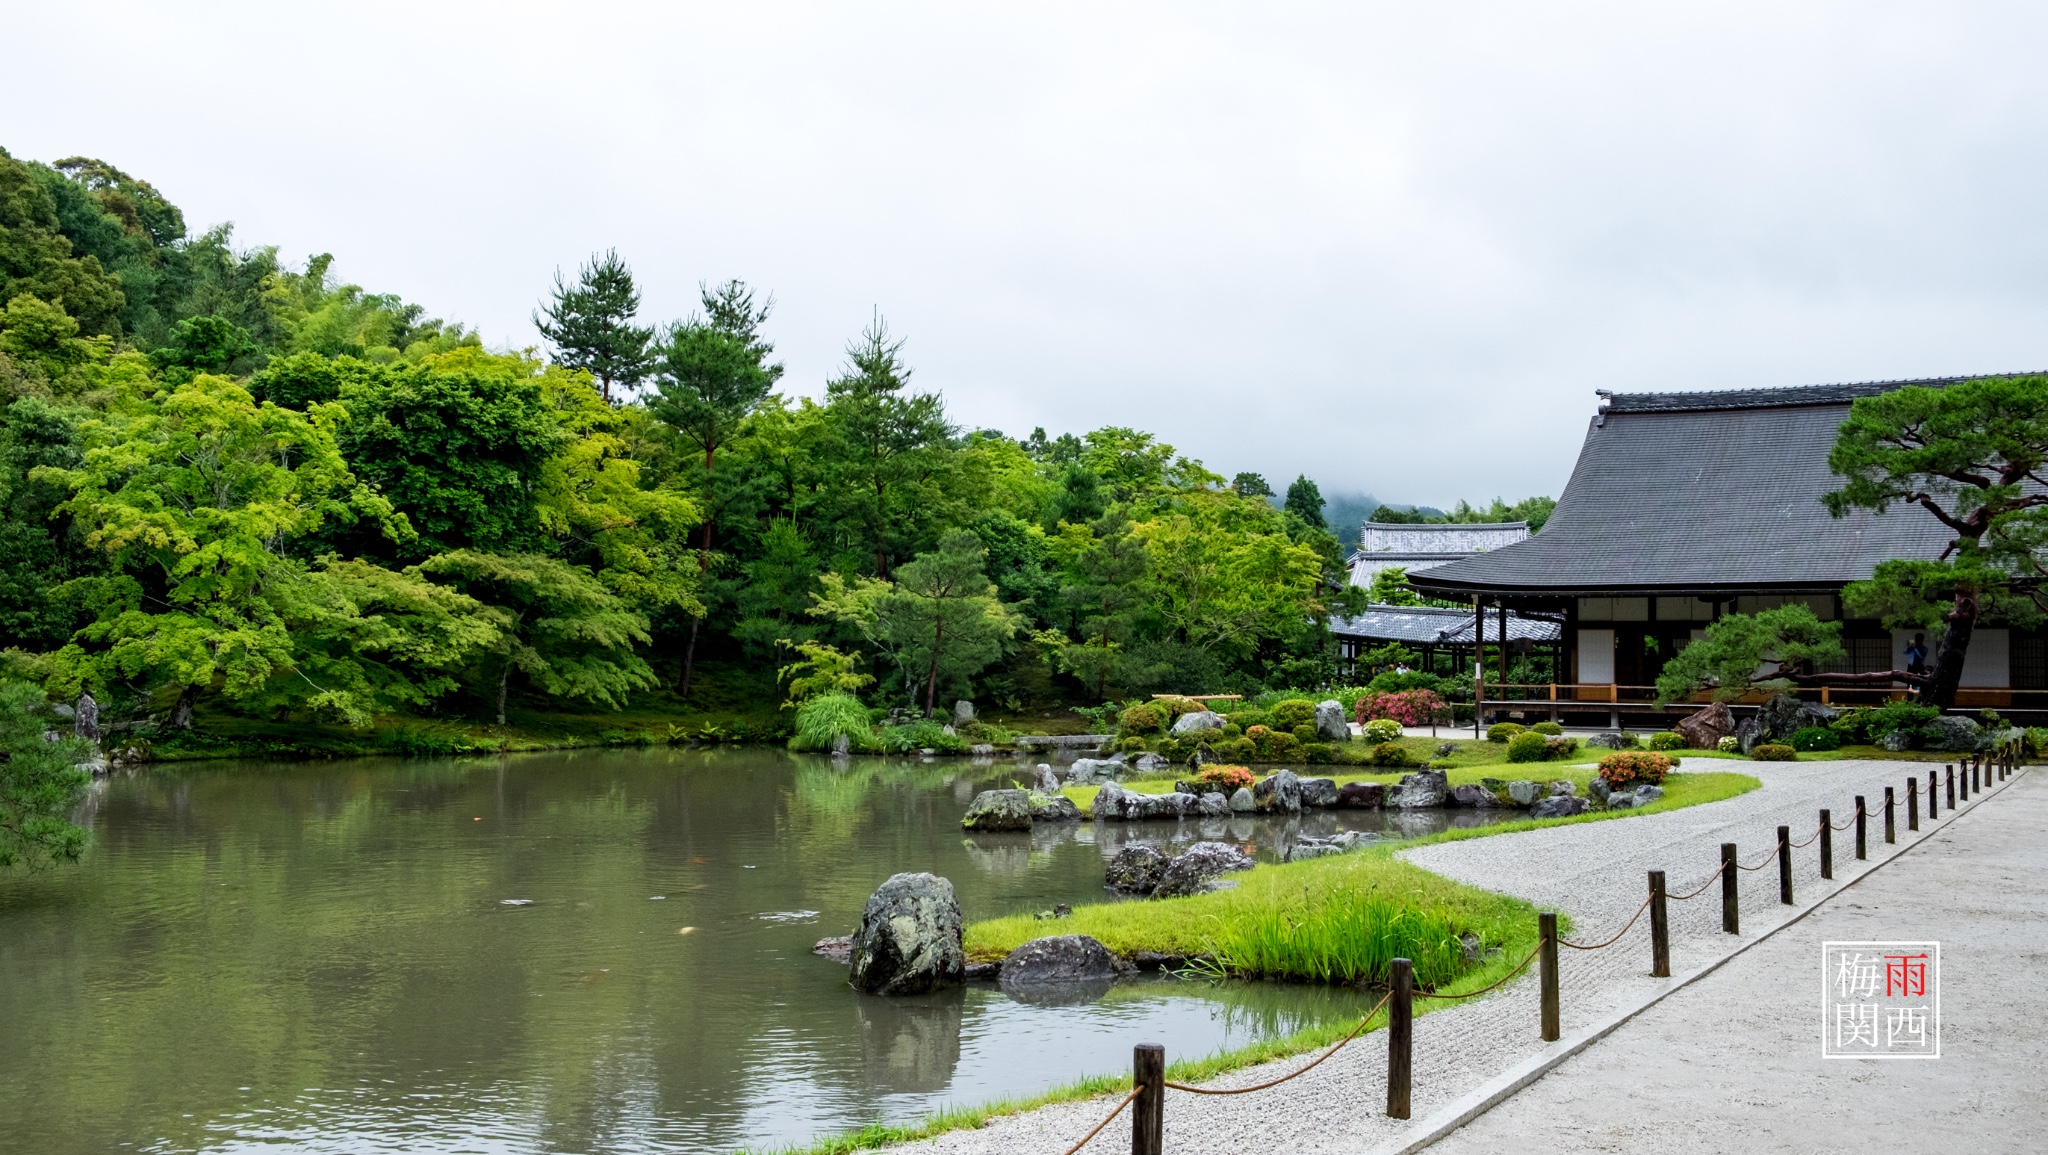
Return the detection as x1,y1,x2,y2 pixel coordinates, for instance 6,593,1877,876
1598,750,1674,787
1197,764,1255,791
1353,690,1447,727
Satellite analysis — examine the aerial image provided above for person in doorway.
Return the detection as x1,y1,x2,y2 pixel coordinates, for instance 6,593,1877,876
1905,633,1928,676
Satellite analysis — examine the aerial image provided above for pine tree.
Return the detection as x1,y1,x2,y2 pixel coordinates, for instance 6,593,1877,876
1284,474,1327,529
533,250,655,403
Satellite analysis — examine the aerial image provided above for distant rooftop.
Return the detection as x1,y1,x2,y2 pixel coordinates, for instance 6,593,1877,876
1348,521,1530,585
1598,372,2042,415
1330,603,1561,646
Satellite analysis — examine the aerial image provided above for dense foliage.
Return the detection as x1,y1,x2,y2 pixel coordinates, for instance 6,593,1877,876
1,147,1375,735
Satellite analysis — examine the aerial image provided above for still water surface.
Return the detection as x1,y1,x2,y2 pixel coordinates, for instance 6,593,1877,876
0,748,1518,1154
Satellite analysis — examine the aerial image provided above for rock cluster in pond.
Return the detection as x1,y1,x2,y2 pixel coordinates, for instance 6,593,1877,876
997,934,1118,1004
1029,793,1083,822
1107,841,1254,898
1092,781,1234,821
961,789,1033,831
848,873,965,995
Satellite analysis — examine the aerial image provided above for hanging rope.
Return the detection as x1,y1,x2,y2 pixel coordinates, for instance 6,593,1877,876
1667,858,1729,901
1165,990,1394,1095
1560,895,1652,951
1059,1088,1140,1155
1413,938,1548,1001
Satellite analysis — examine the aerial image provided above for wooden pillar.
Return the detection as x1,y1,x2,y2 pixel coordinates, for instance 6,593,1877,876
1497,603,1509,687
1132,1045,1163,1155
1648,871,1670,977
1386,959,1413,1119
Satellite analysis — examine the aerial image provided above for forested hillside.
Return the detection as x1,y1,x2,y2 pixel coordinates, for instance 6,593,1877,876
1,146,1425,746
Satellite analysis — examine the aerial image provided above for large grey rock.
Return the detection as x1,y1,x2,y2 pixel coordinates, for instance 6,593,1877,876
1606,791,1637,810
1252,769,1303,813
999,935,1117,1004
1066,758,1121,786
1030,794,1082,822
1675,701,1733,749
1141,791,1200,819
1392,770,1448,809
849,873,965,995
1588,777,1612,804
73,692,100,744
1587,732,1627,750
1450,783,1500,808
1507,780,1541,807
1757,694,1836,741
1734,716,1766,754
831,732,851,756
1197,791,1231,817
1091,781,1144,820
953,700,976,726
1529,795,1589,819
1549,780,1576,797
1298,777,1339,808
1171,710,1227,737
1154,842,1256,898
1106,845,1170,894
1313,699,1350,742
1228,787,1256,812
1134,752,1173,773
962,789,1032,831
1034,763,1062,791
1633,784,1665,805
1925,714,1984,752
1336,781,1385,808
1880,729,1914,752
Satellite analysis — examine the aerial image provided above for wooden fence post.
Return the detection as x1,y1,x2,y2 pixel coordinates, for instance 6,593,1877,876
1539,912,1560,1041
1386,959,1413,1119
1908,776,1919,831
1884,787,1896,845
1854,796,1867,861
1648,870,1670,977
1132,1044,1164,1155
1946,765,1955,810
1720,843,1739,934
1777,826,1792,904
1820,811,1833,880
1929,770,1940,819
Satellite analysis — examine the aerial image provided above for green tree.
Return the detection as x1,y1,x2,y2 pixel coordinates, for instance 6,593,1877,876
1231,472,1273,499
1653,604,1846,706
817,315,951,576
811,529,1023,714
0,681,90,869
1823,374,2048,707
1367,564,1423,606
417,550,656,724
649,280,780,693
35,372,422,727
1047,510,1153,698
731,519,823,657
1284,474,1327,529
0,151,126,335
533,249,655,403
0,396,106,650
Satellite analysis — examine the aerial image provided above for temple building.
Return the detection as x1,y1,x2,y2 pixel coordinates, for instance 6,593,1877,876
1405,376,2046,725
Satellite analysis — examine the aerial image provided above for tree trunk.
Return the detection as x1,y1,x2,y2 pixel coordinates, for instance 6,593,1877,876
924,619,944,717
1920,594,1979,709
681,447,715,698
680,616,701,697
171,684,197,730
495,662,511,725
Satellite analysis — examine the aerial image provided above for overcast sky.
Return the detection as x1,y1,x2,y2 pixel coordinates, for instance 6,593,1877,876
9,2,2048,514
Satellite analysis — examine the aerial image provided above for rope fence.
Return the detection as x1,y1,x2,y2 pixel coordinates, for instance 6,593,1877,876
1055,737,2026,1155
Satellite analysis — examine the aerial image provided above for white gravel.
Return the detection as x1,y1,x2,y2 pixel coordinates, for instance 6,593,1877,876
885,756,1998,1154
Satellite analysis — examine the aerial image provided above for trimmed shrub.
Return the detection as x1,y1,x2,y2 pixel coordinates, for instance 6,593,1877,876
1221,723,1243,738
1363,718,1403,744
1749,743,1797,761
1229,707,1272,730
1365,669,1447,694
1303,742,1336,763
1370,741,1411,766
1506,731,1549,763
1197,764,1255,791
1265,732,1302,759
1271,699,1319,729
1647,731,1687,751
1291,723,1318,744
1790,726,1840,752
1530,721,1564,736
1598,750,1674,787
2028,727,2048,758
1154,696,1207,718
1118,704,1166,735
1221,736,1258,763
1545,736,1580,759
1486,722,1527,744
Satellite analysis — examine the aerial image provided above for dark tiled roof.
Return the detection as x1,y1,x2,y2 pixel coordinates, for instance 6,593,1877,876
1599,372,2039,415
1410,385,1967,597
1330,604,1561,645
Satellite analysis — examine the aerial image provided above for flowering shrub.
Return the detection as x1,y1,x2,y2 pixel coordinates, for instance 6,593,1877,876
1197,764,1255,791
1363,718,1402,744
1598,750,1674,787
1354,689,1446,728
1716,735,1740,752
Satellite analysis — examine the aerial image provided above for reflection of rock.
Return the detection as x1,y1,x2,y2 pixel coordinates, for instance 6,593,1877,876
999,935,1117,1006
853,986,965,1094
1107,844,1170,894
1314,700,1350,742
960,835,1033,876
849,873,965,995
962,789,1032,831
1154,842,1255,897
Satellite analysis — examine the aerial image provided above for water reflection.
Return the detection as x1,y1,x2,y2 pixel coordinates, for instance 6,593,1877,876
0,749,1516,1155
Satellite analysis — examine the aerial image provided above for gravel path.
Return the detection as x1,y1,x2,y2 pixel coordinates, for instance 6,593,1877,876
1428,766,2048,1154
886,756,2003,1154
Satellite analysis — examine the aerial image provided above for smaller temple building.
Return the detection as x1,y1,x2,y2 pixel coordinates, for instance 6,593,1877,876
1347,522,1530,589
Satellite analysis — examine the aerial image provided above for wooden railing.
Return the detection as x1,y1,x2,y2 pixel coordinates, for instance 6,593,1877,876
1479,683,2048,710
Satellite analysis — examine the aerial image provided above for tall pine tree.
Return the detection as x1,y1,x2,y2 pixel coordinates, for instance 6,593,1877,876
533,249,654,402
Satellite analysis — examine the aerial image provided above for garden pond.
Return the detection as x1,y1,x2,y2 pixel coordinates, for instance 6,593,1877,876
0,747,1527,1154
